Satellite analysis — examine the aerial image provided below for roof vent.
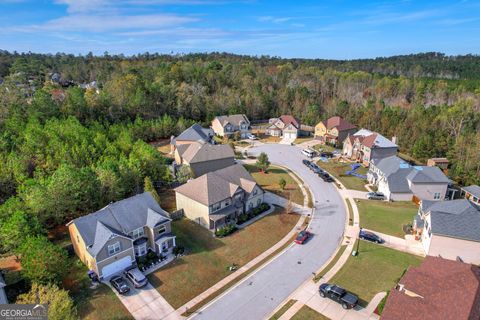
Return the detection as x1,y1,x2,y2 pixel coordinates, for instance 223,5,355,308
399,163,410,169
414,166,423,171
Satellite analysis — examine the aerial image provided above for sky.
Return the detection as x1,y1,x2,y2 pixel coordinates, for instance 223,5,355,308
0,0,479,59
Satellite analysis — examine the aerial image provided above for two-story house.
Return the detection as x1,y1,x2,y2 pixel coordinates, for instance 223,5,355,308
413,199,480,264
266,115,307,140
67,192,176,279
461,185,480,205
211,114,251,138
314,116,357,146
174,164,265,231
342,129,398,166
368,156,449,201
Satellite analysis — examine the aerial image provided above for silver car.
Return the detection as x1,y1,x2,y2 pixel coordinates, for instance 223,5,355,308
366,192,385,200
125,267,148,288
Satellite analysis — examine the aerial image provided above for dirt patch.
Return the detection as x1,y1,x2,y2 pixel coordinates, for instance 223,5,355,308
0,256,21,271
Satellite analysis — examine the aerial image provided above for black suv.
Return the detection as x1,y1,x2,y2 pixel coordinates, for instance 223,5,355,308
319,283,358,309
318,172,334,182
302,159,311,166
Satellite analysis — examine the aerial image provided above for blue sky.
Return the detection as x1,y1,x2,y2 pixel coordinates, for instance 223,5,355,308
0,0,479,59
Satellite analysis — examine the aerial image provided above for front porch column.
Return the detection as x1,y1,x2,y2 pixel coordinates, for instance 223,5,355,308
172,237,176,247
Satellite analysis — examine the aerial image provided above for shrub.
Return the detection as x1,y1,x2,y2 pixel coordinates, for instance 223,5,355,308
237,203,270,225
215,224,237,237
173,246,185,256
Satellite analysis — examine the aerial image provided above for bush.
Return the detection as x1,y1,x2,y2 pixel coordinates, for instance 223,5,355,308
236,203,270,225
215,224,238,237
173,246,185,256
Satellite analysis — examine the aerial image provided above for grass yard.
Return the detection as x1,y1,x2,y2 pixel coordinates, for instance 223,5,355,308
313,245,348,282
148,208,299,309
291,305,330,320
269,299,298,320
294,136,314,144
258,133,282,144
317,160,368,191
356,200,418,238
329,241,423,307
64,258,132,320
244,164,304,205
158,188,177,212
312,144,337,153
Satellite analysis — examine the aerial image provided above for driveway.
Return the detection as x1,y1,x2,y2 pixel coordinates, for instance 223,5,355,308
191,144,346,320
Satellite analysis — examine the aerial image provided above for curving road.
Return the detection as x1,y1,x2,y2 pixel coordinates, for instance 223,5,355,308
191,144,347,320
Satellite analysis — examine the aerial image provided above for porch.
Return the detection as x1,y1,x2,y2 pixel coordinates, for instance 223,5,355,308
209,204,243,231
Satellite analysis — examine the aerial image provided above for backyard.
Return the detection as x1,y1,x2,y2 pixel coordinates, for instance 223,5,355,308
329,241,423,306
148,208,300,308
356,200,418,238
316,160,368,191
244,164,304,205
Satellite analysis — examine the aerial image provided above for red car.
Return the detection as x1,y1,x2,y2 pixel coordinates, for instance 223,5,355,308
294,230,311,244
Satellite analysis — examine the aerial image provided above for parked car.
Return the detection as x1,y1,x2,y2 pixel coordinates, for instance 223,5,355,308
309,163,323,174
366,192,385,200
302,148,316,158
359,229,385,244
320,151,334,158
125,267,148,288
110,276,130,294
319,283,358,309
318,172,334,182
294,230,311,244
302,159,311,166
247,133,258,140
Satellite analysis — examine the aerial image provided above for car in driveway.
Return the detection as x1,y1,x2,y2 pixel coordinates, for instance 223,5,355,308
359,229,385,244
318,172,334,182
319,283,358,309
294,230,311,244
110,275,130,294
247,133,258,140
366,192,385,200
125,267,148,288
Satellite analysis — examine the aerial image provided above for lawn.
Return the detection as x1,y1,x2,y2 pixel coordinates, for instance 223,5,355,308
244,164,304,205
356,200,418,238
63,258,132,320
269,299,298,320
313,245,347,282
158,188,177,212
329,241,423,306
148,208,299,309
312,144,337,153
316,160,368,191
291,305,330,320
294,136,314,144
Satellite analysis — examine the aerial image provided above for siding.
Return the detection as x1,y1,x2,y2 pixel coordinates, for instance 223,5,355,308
409,182,448,201
428,234,480,264
96,236,133,262
176,192,210,228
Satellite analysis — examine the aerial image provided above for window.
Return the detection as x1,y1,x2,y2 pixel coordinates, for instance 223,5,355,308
253,189,258,196
225,200,230,206
212,202,221,212
434,192,441,200
108,242,121,256
257,199,261,206
132,227,144,239
134,243,147,257
249,202,253,210
158,225,166,235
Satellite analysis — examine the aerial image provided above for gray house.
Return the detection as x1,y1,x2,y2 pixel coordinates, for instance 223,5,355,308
68,192,176,279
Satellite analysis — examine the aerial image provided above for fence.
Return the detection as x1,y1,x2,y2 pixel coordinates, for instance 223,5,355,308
168,209,184,220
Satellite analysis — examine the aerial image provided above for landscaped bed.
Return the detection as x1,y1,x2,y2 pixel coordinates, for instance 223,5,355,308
148,208,299,309
329,241,423,307
316,160,368,191
355,199,418,238
244,164,304,205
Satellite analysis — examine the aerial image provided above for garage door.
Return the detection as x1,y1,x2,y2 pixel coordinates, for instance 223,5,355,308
285,132,296,139
101,256,132,278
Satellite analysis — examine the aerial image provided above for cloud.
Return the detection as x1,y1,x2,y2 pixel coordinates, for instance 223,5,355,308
258,16,292,23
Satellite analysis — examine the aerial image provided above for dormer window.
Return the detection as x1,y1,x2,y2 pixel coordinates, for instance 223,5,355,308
132,227,145,239
108,242,121,255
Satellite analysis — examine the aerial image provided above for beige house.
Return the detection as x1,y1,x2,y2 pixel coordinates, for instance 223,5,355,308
413,199,480,264
174,142,235,177
314,116,357,146
67,192,176,279
175,164,265,230
266,115,305,139
211,114,251,138
342,129,398,166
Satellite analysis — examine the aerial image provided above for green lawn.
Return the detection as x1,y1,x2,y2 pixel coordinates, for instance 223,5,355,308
294,136,314,144
244,164,304,205
291,305,330,320
313,245,347,282
329,241,423,306
316,160,368,191
356,199,418,237
269,299,298,320
312,144,337,153
148,208,299,309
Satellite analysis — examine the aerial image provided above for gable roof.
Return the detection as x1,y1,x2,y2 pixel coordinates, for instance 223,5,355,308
181,142,234,164
214,114,250,127
351,129,397,148
321,116,356,132
174,124,213,144
279,115,300,128
70,192,170,255
421,199,480,241
175,164,259,206
462,185,480,198
382,257,480,320
406,166,450,184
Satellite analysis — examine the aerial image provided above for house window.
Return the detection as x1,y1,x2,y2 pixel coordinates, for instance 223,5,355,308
134,243,147,257
235,194,243,201
433,192,441,200
158,225,166,235
257,199,261,206
249,202,253,210
108,242,121,256
253,189,258,196
225,200,230,206
212,202,221,212
132,227,144,239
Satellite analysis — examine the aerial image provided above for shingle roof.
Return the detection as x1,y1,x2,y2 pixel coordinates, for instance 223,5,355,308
175,164,259,206
71,192,170,255
352,129,397,148
407,166,450,184
215,114,250,127
382,257,480,320
322,116,356,131
181,142,234,164
279,115,300,128
422,199,480,241
175,124,213,144
462,185,480,198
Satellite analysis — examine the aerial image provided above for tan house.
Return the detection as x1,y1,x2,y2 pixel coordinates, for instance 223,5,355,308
67,192,176,279
413,199,480,264
211,114,251,138
174,142,235,177
314,116,357,146
266,115,305,139
175,164,264,231
460,185,480,205
426,157,449,170
342,129,398,166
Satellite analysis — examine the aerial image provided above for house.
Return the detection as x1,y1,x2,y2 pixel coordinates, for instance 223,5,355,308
171,123,214,152
175,164,265,231
368,156,449,201
426,157,449,170
67,192,176,279
461,185,480,205
265,115,307,139
211,114,251,138
314,116,357,146
381,256,480,320
413,199,480,264
342,129,398,166
0,273,7,304
174,142,235,177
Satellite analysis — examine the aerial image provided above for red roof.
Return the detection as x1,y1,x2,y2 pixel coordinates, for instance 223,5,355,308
322,116,356,132
279,115,300,128
382,256,480,320
361,133,378,148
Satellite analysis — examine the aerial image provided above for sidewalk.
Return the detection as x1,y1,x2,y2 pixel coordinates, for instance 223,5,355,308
362,228,425,257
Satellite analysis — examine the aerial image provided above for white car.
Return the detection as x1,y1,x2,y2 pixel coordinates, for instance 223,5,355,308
302,148,316,158
247,134,258,140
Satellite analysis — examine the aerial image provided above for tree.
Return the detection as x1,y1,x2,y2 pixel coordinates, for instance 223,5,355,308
17,235,69,285
256,152,270,172
279,178,286,190
0,210,44,254
16,283,77,320
144,176,161,204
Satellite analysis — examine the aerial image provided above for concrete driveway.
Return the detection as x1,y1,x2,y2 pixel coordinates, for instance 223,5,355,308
191,144,347,320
